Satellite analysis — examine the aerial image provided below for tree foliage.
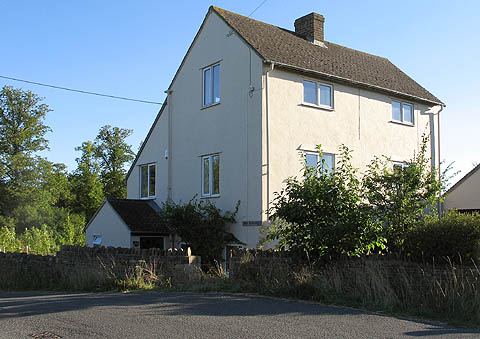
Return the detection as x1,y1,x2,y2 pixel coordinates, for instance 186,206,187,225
264,145,385,261
93,125,134,198
263,136,446,261
362,135,443,248
70,141,104,220
0,86,52,216
0,86,133,255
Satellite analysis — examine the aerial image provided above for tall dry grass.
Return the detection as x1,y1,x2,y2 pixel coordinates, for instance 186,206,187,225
230,253,480,326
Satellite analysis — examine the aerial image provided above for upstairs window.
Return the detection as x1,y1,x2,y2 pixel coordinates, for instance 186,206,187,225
392,101,414,124
140,163,156,198
305,152,335,175
203,64,220,106
202,154,220,197
303,80,333,109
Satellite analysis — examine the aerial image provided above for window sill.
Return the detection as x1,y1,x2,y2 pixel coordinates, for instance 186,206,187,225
140,196,156,200
389,120,414,127
201,102,221,110
200,195,220,199
299,102,334,111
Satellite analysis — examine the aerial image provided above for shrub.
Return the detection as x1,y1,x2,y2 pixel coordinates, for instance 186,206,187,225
264,145,385,262
159,198,241,268
19,224,58,255
362,135,443,249
403,211,480,263
0,218,20,252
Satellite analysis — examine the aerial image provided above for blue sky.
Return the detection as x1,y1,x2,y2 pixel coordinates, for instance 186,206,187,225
1,1,478,185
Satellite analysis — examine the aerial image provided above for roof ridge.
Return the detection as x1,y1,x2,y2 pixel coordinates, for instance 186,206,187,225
212,5,442,105
212,6,291,34
213,6,389,61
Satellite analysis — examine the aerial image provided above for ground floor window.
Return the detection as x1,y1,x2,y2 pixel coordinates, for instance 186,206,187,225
393,161,409,172
92,234,102,246
201,154,220,197
305,152,335,175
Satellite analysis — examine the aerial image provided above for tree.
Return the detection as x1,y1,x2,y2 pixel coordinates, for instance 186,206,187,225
70,141,104,220
93,125,135,198
11,160,73,233
263,145,385,261
362,135,443,249
0,86,51,216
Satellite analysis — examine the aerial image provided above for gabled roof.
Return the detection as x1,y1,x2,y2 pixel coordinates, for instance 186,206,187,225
107,198,171,234
212,6,443,106
444,164,480,196
126,6,444,181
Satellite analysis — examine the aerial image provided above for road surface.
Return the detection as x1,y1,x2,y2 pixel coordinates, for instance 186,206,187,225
0,292,478,338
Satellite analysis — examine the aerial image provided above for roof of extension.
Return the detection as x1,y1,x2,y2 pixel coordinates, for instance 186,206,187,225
107,198,171,234
212,7,443,106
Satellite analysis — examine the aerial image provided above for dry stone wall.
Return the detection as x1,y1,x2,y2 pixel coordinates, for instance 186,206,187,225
0,245,201,290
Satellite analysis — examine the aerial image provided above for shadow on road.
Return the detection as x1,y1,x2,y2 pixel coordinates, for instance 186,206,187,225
0,291,479,337
0,292,360,319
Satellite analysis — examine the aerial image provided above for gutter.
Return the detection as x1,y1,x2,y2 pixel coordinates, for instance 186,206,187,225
265,62,275,219
263,59,444,107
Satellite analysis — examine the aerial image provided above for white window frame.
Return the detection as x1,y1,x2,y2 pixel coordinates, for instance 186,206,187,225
92,234,102,246
305,151,335,175
202,63,221,107
393,161,409,171
391,101,414,125
139,163,156,199
201,154,220,197
302,80,334,109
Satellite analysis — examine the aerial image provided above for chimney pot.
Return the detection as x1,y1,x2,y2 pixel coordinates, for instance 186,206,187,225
294,13,325,44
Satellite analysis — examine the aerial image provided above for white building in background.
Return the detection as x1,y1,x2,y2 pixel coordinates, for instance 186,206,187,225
443,164,480,214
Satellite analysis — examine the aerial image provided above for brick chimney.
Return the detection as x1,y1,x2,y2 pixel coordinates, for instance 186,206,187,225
294,13,325,44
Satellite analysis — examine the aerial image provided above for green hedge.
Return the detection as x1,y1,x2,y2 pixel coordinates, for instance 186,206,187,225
403,211,480,264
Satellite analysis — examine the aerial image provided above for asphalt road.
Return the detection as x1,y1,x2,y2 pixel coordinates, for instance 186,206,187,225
0,292,478,339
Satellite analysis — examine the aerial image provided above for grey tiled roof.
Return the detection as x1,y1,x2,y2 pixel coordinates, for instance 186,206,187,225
108,198,171,234
213,7,443,105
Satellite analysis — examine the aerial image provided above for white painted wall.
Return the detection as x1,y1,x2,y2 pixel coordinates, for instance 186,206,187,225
85,201,131,248
126,11,264,248
263,68,435,219
444,168,480,210
168,12,264,248
125,10,438,249
127,111,169,202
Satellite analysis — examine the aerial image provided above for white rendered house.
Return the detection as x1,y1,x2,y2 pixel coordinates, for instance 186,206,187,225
86,6,444,249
